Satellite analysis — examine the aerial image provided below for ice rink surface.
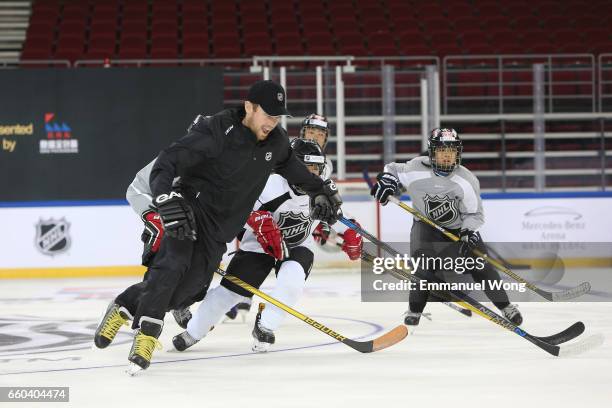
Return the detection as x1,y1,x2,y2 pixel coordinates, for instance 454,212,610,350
1,271,610,408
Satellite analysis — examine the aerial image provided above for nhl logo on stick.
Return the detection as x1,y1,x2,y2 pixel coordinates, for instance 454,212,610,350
265,152,273,161
35,217,71,256
423,194,459,227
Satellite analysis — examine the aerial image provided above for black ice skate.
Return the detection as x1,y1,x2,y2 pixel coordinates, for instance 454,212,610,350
225,300,252,323
172,330,199,352
502,303,523,326
127,317,163,375
171,307,192,329
94,301,133,349
403,311,422,334
251,303,275,352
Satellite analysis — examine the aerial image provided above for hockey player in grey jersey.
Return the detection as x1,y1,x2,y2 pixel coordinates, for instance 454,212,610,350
370,128,522,327
172,139,363,353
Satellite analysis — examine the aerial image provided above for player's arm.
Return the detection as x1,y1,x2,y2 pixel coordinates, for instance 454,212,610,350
126,158,157,216
149,115,222,240
456,170,485,256
246,175,291,260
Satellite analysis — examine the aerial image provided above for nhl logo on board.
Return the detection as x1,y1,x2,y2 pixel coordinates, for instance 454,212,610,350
277,93,284,102
423,194,459,227
35,218,71,256
265,151,272,161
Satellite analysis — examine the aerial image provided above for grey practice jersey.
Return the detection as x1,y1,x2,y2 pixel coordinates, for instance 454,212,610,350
126,158,179,216
384,156,484,231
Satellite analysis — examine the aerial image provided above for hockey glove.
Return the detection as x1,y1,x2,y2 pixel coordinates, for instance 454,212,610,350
247,210,288,260
458,229,482,257
340,220,363,261
370,172,399,205
312,222,331,246
153,191,197,241
140,210,164,265
310,180,343,224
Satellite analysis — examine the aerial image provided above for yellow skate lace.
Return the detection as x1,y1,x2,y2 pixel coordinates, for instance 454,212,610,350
100,308,129,340
133,332,162,362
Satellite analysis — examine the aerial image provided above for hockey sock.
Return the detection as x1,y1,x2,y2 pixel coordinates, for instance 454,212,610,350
186,285,244,339
260,260,306,331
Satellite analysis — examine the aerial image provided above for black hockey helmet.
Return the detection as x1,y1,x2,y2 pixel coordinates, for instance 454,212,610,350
290,138,326,176
428,128,463,175
299,113,330,150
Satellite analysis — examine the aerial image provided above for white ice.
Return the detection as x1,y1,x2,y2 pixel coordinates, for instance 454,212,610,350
0,271,610,408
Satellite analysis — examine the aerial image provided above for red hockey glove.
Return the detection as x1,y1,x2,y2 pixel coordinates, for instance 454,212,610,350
247,210,288,260
312,222,331,246
141,210,164,265
340,220,363,261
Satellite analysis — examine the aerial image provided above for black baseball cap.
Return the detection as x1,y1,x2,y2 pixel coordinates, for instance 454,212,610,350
246,80,291,117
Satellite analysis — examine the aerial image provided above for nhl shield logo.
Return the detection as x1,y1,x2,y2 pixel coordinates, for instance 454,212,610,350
265,151,272,161
277,212,313,246
35,218,71,256
423,195,459,227
277,92,284,102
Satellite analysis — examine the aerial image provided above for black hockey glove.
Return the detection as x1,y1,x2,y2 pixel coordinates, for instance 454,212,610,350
153,191,197,241
310,180,343,225
370,172,399,205
458,229,482,257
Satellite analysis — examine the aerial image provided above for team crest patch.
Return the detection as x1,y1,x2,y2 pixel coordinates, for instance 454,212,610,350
277,212,313,246
423,195,459,226
265,152,272,161
35,218,71,256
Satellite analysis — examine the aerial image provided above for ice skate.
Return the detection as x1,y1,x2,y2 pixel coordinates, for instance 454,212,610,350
251,303,275,352
502,303,523,326
172,330,199,352
171,307,192,329
94,301,132,349
127,317,163,372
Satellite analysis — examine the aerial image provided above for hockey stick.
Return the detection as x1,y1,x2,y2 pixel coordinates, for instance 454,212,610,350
362,168,531,270
384,196,591,302
334,240,472,318
338,217,602,356
214,267,408,353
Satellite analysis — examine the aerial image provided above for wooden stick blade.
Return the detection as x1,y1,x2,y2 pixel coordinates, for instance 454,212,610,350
344,325,409,353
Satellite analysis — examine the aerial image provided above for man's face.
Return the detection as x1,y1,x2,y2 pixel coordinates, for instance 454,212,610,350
244,102,281,141
303,127,327,149
435,146,457,168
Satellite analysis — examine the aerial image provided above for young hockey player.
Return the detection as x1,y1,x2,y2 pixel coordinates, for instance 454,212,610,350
172,138,363,352
92,80,343,373
370,128,522,327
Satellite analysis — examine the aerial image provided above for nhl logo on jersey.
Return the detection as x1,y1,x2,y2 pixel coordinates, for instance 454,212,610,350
277,212,313,246
423,194,459,227
35,218,71,256
265,152,273,161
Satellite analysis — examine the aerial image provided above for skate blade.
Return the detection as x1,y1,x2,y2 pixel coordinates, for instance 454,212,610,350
126,362,144,376
251,341,271,353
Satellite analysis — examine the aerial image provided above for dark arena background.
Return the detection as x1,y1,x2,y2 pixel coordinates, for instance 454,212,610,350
0,1,610,407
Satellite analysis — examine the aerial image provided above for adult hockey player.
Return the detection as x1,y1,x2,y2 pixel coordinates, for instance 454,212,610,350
93,80,343,372
172,138,362,352
224,113,335,321
370,128,522,328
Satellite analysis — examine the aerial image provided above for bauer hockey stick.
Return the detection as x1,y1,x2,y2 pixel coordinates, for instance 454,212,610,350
338,217,602,356
214,267,408,353
383,196,591,302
